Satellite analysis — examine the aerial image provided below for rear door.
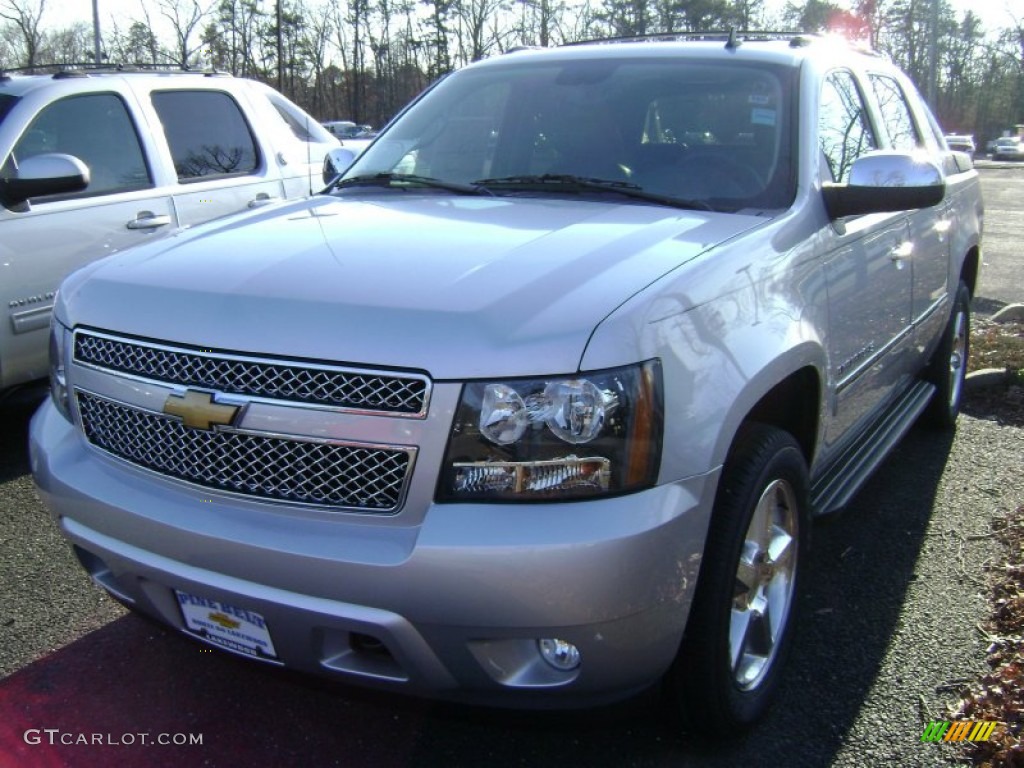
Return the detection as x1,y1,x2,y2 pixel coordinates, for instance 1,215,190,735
145,88,286,225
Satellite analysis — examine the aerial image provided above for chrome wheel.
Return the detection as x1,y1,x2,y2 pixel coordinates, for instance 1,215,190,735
672,424,808,732
947,308,967,409
730,477,798,690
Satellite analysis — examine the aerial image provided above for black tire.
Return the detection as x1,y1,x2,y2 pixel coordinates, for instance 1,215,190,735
922,281,971,428
668,423,810,734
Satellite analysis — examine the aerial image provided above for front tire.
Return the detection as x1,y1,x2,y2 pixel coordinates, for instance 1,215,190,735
669,423,809,734
923,280,971,428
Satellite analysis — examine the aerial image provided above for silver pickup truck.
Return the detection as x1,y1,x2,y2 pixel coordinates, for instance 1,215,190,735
31,34,983,732
0,68,338,391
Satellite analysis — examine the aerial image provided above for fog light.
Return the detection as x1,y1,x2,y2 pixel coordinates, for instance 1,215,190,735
538,638,580,671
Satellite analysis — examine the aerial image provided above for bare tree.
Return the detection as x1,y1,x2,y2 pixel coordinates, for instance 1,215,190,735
420,0,453,76
107,19,162,65
0,0,46,69
456,0,506,60
153,0,213,68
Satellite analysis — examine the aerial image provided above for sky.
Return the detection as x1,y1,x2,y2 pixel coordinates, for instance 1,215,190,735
56,0,1022,43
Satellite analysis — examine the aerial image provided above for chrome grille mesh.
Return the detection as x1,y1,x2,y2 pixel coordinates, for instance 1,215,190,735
77,392,411,511
73,331,428,415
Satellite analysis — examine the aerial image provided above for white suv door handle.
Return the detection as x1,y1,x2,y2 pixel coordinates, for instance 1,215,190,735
127,212,172,230
248,193,283,209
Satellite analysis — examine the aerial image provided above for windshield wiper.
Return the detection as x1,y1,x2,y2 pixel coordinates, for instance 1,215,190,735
474,174,714,211
329,172,492,196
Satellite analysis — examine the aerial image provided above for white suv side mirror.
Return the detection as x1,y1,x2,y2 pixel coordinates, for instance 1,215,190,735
1,153,90,206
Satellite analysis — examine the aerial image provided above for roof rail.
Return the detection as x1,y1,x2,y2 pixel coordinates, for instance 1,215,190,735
562,30,881,56
563,30,809,48
0,62,228,78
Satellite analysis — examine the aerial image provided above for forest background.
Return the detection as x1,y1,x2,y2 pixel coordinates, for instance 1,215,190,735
1,0,1022,154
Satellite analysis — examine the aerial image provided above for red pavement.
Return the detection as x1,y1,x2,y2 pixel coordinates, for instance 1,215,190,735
0,615,431,767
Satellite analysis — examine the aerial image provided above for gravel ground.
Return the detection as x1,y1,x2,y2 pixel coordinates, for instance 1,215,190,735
814,410,1022,768
0,385,126,680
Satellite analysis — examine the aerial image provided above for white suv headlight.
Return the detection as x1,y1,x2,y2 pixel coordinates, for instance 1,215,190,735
438,361,662,501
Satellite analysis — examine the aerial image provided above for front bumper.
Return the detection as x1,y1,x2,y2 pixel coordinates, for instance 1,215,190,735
30,399,717,707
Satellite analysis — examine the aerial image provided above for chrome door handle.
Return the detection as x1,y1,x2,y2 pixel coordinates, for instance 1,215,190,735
248,193,282,209
890,241,914,265
127,212,172,230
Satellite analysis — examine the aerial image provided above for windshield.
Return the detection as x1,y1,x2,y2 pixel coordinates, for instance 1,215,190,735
344,56,796,211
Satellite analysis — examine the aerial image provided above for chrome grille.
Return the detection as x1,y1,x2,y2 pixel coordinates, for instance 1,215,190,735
73,331,429,416
77,392,412,511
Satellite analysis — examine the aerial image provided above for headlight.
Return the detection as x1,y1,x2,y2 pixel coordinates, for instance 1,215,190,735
48,319,71,421
438,361,663,502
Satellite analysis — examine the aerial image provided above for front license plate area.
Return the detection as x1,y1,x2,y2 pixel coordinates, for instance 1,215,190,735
175,590,279,662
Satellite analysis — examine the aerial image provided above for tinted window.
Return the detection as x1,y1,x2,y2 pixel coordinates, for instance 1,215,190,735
151,90,259,180
1,92,151,197
870,75,921,151
819,70,877,183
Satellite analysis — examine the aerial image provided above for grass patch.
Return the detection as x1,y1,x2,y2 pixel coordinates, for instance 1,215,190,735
970,319,1024,375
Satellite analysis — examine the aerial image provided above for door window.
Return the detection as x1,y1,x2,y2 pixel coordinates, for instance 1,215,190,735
2,92,151,199
819,71,877,183
151,90,260,181
869,75,921,151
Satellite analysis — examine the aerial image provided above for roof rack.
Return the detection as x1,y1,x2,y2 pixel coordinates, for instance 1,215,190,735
561,30,879,55
562,30,807,48
0,62,228,79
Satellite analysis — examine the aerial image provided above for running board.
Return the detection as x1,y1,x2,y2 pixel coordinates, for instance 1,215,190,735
811,380,936,516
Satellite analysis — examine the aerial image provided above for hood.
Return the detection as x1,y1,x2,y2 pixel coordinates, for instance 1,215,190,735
59,194,765,379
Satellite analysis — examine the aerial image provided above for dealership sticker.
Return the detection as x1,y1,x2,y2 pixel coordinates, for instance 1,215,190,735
176,591,278,661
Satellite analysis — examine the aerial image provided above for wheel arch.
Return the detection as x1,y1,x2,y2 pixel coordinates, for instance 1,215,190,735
960,245,980,298
741,366,821,466
711,349,825,474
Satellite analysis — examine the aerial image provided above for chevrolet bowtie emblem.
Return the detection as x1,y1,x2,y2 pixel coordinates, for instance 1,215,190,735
163,390,241,431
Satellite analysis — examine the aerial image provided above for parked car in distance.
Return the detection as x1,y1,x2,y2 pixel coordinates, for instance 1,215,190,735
32,33,982,735
993,136,1024,160
322,120,375,160
0,66,338,391
322,120,375,138
944,133,975,155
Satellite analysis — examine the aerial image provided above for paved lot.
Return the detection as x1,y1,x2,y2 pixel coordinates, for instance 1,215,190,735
1,167,1021,768
972,161,1024,314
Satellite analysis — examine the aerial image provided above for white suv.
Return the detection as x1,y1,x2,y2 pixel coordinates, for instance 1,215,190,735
31,35,983,732
0,67,337,390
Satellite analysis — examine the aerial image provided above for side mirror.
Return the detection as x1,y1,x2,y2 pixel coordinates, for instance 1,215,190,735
822,151,944,220
323,147,357,186
0,153,90,207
